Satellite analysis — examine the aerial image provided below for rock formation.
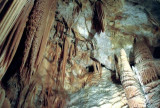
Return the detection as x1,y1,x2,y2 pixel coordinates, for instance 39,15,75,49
120,49,146,108
0,0,160,108
134,39,160,108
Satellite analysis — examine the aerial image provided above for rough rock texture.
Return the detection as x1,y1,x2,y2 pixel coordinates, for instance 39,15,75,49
67,68,128,108
0,0,160,108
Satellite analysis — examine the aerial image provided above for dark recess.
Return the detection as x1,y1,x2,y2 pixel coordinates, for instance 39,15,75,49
153,46,160,58
0,0,13,22
86,65,94,73
111,72,121,85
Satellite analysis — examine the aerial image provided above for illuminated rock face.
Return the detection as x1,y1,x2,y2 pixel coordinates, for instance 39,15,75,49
0,0,160,108
67,68,128,108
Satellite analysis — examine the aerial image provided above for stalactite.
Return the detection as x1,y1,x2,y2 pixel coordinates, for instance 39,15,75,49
22,81,37,108
55,22,65,38
1,0,160,107
119,49,146,108
60,36,70,87
33,44,67,107
92,0,105,33
0,0,58,107
20,0,57,84
29,0,55,75
0,0,28,47
0,0,9,14
69,43,75,60
36,0,57,68
20,0,46,73
0,0,34,80
114,55,121,81
17,85,30,108
17,81,37,108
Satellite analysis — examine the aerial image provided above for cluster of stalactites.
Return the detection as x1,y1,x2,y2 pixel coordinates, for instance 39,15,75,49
0,0,33,81
0,0,60,108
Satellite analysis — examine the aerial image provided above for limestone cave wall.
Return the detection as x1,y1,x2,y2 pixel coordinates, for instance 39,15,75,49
0,0,160,108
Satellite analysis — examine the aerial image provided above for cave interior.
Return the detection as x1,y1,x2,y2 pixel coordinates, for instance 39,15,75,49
0,0,160,108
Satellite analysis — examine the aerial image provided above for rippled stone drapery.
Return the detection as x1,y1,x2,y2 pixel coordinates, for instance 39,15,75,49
154,60,160,77
134,40,158,84
134,39,160,108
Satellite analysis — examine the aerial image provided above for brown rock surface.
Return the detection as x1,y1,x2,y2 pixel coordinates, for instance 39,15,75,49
0,0,160,108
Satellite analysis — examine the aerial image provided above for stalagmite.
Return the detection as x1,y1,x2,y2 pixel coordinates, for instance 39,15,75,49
120,49,146,108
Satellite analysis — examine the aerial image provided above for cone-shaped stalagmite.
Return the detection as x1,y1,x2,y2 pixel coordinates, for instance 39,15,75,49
120,49,146,108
